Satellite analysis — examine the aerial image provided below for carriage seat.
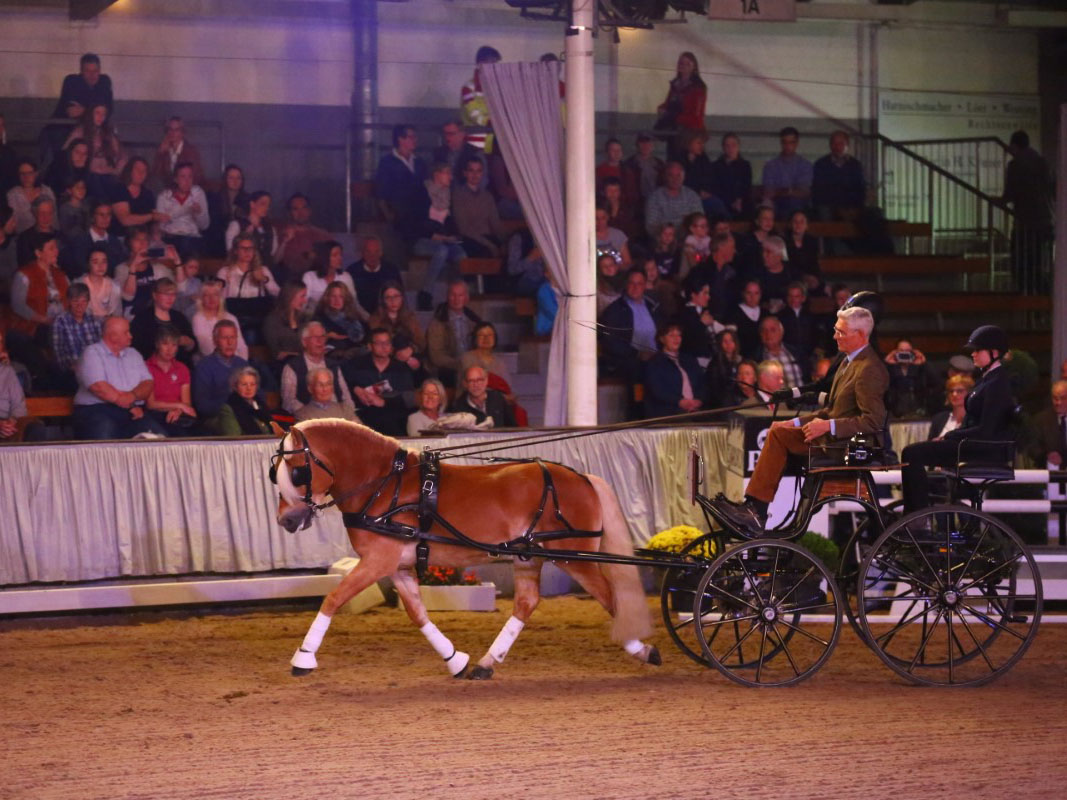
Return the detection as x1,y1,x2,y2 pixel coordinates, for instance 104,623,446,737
939,440,1016,484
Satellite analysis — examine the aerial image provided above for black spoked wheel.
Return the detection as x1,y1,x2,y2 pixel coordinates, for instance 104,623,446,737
659,533,722,666
693,540,842,687
857,505,1042,687
839,500,903,642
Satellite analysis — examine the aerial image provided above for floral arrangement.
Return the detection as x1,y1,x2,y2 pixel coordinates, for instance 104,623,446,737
421,566,481,586
644,525,717,559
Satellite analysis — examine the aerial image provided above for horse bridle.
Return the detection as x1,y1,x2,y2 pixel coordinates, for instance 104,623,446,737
269,429,335,509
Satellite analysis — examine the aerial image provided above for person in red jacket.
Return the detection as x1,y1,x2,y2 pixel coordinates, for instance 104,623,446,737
655,52,707,161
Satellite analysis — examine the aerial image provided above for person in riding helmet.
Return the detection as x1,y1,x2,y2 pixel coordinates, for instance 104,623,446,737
900,325,1016,513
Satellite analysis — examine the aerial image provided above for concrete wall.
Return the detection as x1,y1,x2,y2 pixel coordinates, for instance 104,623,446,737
0,0,1043,230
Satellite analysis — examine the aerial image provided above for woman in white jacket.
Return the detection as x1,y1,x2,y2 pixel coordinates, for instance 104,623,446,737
156,161,209,260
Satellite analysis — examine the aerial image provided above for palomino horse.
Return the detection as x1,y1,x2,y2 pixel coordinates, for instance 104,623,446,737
272,419,658,679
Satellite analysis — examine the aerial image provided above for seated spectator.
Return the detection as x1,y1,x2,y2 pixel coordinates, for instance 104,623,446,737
677,278,721,362
0,329,45,442
705,329,742,407
426,279,482,387
433,119,484,186
811,356,833,382
51,282,102,380
314,281,367,360
679,211,710,280
645,161,702,237
687,231,738,320
46,53,113,148
156,161,209,260
58,177,89,239
45,139,91,200
758,316,805,390
655,51,707,159
75,244,123,319
347,235,402,316
460,321,527,426
225,190,282,277
452,156,505,258
302,240,357,308
708,132,753,220
7,158,56,235
111,156,163,232
756,359,786,406
145,325,196,436
929,374,975,441
408,378,448,436
599,267,659,389
776,282,819,365
643,258,677,320
621,132,664,212
340,327,412,436
737,204,776,274
114,229,178,315
726,280,765,360
756,235,795,314
885,339,933,419
651,222,680,282
294,367,359,423
173,257,202,317
206,164,248,257
192,320,249,420
535,274,559,337
600,177,639,240
812,130,866,221
277,193,331,277
217,366,277,436
16,195,59,269
785,209,823,295
595,205,631,270
280,321,355,418
413,162,467,311
72,316,166,440
644,321,705,419
151,116,204,189
596,252,624,315
367,281,424,358
506,230,546,298
761,126,812,220
130,277,196,363
726,359,759,406
62,104,126,197
216,232,280,343
191,278,248,360
9,233,69,379
488,150,522,220
263,283,309,367
596,138,624,190
61,199,124,278
680,131,727,220
375,123,427,239
1026,380,1067,467
449,365,515,428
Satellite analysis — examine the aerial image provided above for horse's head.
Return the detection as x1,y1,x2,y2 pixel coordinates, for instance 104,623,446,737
270,423,336,533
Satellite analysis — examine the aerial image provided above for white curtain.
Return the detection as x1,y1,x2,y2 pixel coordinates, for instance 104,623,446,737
479,61,570,426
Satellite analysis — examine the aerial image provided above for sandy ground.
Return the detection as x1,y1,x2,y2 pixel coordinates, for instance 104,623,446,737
1,596,1064,800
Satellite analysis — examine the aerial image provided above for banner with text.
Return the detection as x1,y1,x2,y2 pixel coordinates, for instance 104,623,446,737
708,0,796,23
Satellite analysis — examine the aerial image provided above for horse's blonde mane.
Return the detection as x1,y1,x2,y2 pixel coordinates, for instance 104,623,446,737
293,418,404,462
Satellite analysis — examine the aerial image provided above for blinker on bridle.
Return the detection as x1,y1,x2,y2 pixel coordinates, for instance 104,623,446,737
269,430,335,510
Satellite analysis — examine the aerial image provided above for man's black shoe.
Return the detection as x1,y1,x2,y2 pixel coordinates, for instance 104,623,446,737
712,497,767,535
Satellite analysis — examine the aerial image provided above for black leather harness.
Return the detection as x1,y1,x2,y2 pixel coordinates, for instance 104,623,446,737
340,448,603,578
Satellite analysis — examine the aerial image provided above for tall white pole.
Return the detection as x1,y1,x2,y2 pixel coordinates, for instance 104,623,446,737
564,0,598,426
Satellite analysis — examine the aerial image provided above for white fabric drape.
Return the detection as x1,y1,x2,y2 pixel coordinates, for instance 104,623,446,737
479,61,570,426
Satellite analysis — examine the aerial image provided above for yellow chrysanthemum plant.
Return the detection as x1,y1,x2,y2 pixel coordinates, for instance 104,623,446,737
644,525,717,560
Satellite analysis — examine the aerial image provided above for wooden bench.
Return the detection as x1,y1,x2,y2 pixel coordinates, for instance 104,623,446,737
459,258,503,294
514,296,536,317
819,255,975,277
25,395,75,418
727,220,932,240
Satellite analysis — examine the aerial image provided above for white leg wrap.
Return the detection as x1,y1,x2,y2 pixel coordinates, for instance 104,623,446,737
420,621,470,676
622,639,645,657
488,615,526,664
300,612,332,654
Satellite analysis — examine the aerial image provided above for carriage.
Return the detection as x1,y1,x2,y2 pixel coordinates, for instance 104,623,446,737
271,418,1042,688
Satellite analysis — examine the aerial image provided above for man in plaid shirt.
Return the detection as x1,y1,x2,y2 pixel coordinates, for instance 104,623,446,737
52,283,102,375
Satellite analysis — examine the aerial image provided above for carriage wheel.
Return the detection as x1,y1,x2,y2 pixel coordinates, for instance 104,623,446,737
838,500,903,642
693,540,842,687
857,505,1042,687
659,533,720,667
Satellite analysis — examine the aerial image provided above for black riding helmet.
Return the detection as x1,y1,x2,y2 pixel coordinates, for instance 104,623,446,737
840,290,883,324
964,325,1009,356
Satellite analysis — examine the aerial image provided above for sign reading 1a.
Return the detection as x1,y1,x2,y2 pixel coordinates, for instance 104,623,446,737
708,0,798,22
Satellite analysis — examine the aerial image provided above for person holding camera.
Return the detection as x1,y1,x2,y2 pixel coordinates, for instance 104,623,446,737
114,226,179,315
900,326,1016,513
885,338,933,418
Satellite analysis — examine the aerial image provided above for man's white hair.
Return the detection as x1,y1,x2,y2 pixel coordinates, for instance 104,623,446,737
837,306,874,336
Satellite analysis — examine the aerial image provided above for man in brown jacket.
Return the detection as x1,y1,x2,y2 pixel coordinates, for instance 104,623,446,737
714,305,888,532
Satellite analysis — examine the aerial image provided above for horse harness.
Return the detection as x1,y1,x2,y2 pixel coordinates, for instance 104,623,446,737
272,437,603,578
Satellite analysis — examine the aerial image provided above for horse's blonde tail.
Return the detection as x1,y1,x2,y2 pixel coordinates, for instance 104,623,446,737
588,474,653,643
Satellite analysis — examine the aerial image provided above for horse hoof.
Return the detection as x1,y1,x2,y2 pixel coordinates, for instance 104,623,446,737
452,664,469,679
291,666,314,677
647,645,662,666
468,665,494,681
